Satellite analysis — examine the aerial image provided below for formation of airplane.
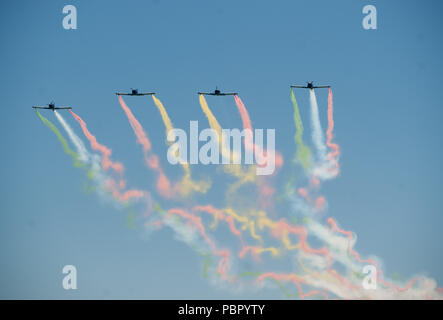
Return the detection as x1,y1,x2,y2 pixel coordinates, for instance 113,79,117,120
32,102,71,110
33,82,331,110
198,87,237,96
115,88,155,96
291,82,330,90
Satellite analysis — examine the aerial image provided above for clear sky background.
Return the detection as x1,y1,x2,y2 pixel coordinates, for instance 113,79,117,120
0,0,442,299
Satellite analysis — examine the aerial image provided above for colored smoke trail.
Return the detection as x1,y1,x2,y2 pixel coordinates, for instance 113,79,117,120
151,94,210,196
309,89,327,163
69,109,124,175
54,110,90,163
118,95,173,198
290,89,312,171
35,90,443,300
233,94,283,169
35,110,136,202
198,94,256,185
199,94,238,164
232,94,282,207
308,89,338,181
232,95,252,134
35,110,82,167
325,88,340,173
326,88,339,159
198,94,223,138
257,272,329,300
151,95,174,139
168,208,231,275
55,110,147,203
300,219,441,299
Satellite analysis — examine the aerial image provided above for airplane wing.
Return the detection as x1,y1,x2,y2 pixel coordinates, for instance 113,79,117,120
54,107,71,109
138,93,155,96
116,93,130,96
32,106,49,109
290,86,308,89
221,93,237,96
198,92,212,95
313,86,330,89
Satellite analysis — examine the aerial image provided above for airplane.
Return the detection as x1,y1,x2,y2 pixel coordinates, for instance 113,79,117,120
32,102,71,110
290,82,330,90
198,87,237,96
115,88,155,96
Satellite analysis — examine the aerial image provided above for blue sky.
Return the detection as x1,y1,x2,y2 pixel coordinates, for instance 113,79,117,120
0,0,442,298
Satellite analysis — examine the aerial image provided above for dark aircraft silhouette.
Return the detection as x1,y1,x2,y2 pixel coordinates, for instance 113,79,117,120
291,82,330,90
116,88,155,96
198,87,237,96
32,102,71,110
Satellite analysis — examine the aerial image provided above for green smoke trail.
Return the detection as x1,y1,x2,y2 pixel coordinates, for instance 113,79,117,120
238,271,299,298
239,271,262,277
124,202,137,230
82,181,97,194
290,89,312,171
35,110,83,168
35,110,100,188
272,279,299,298
154,204,213,278
193,249,212,278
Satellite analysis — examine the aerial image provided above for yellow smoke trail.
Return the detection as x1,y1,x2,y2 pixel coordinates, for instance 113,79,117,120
35,109,83,168
238,245,280,258
198,94,256,191
194,204,305,252
151,95,210,196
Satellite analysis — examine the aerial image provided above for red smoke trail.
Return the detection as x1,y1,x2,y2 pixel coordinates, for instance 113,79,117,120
194,204,331,263
266,219,359,291
305,89,340,188
105,178,147,202
233,95,283,169
118,95,173,198
326,88,340,169
298,187,311,202
193,205,243,239
69,109,124,174
273,220,329,256
315,196,326,212
257,273,329,299
237,246,278,261
69,109,148,202
233,95,252,134
376,269,419,293
265,218,362,290
327,217,377,266
327,218,424,295
233,95,283,209
168,208,231,275
238,246,258,259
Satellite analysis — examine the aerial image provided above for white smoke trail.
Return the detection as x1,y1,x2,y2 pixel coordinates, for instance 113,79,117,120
284,194,443,299
54,110,123,203
309,89,327,163
308,90,338,181
285,92,442,298
54,110,90,163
